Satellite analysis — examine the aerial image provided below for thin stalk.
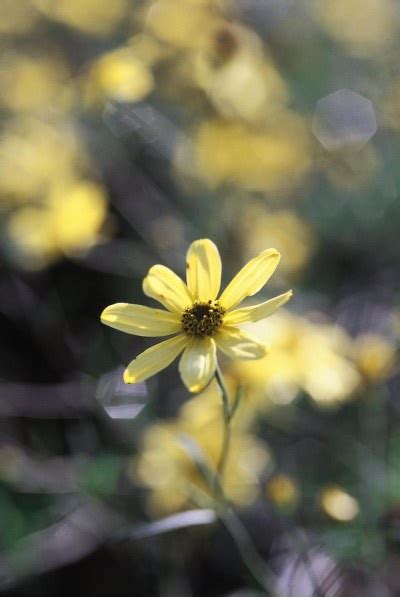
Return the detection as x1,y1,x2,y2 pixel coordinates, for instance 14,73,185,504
200,367,275,593
215,365,232,484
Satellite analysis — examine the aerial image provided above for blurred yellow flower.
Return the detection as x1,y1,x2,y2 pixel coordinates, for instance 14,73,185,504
0,0,40,35
32,0,128,36
231,310,361,408
191,116,312,193
8,181,108,269
85,48,154,105
320,485,359,522
353,333,396,382
266,474,299,509
0,53,73,113
0,117,85,204
312,0,397,58
145,0,215,49
101,239,292,392
132,392,272,515
128,34,172,67
240,206,316,280
193,22,288,124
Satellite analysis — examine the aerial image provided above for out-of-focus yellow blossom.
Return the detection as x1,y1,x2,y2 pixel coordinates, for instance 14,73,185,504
128,34,175,67
193,22,288,124
0,0,40,35
7,181,108,270
240,206,316,280
191,115,312,193
85,48,154,106
320,485,359,522
145,0,216,49
32,0,128,36
0,53,74,113
353,334,396,383
312,0,397,58
230,310,361,409
7,207,55,268
48,181,108,253
101,239,292,392
132,392,272,515
0,117,86,204
266,474,299,509
188,376,257,431
318,144,380,192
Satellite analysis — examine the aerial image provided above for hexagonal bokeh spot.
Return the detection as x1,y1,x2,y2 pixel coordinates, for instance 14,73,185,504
312,89,377,151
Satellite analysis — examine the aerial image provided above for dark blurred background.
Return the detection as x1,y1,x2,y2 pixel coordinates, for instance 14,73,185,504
0,0,399,595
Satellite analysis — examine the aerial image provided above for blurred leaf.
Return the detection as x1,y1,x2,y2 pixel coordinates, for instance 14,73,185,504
78,455,121,496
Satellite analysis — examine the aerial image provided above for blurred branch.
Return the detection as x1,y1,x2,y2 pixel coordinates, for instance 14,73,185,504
0,381,94,418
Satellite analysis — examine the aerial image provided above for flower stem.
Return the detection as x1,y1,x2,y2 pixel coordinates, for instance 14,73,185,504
185,368,275,594
215,365,232,486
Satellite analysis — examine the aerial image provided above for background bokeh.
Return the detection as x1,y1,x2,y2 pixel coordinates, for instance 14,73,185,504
0,0,399,595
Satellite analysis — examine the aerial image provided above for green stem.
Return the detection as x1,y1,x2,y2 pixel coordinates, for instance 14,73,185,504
220,506,277,594
215,365,232,484
215,365,231,421
183,364,274,594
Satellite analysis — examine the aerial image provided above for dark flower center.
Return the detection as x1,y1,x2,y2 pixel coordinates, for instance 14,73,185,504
181,300,225,337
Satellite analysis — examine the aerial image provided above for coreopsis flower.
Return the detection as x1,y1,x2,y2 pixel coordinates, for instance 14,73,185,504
230,309,361,408
101,239,292,392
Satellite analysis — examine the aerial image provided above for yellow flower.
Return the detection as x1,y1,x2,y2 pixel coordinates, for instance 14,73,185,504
320,485,359,522
101,239,292,392
0,0,39,35
144,0,215,49
8,180,108,270
191,116,312,193
132,391,272,515
266,474,299,509
230,310,361,408
85,48,154,106
353,333,396,382
311,0,397,59
193,22,288,124
0,53,73,114
239,205,316,280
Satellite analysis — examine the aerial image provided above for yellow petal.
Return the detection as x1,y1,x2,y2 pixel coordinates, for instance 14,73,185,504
215,326,268,360
186,238,222,301
124,334,188,384
101,303,182,336
143,264,193,314
178,336,217,393
224,291,293,325
219,248,281,311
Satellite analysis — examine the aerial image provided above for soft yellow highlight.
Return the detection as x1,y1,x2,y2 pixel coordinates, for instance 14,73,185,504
86,49,154,105
193,117,312,193
8,181,107,269
312,0,397,58
267,474,299,508
320,486,360,522
145,0,214,49
353,333,396,382
240,206,316,280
